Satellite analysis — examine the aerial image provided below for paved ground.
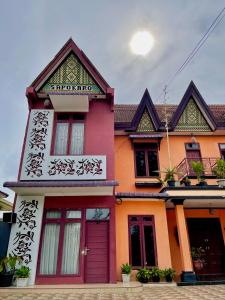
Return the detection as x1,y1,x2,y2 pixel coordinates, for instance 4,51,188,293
1,285,225,300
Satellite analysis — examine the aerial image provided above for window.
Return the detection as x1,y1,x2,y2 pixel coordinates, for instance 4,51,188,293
219,144,225,160
39,209,82,276
128,216,157,268
134,143,159,177
53,113,84,155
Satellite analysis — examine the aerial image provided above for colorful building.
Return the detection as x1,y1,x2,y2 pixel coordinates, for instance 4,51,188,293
115,85,225,282
4,39,225,285
4,39,117,285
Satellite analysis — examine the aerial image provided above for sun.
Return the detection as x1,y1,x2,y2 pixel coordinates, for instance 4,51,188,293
130,30,155,56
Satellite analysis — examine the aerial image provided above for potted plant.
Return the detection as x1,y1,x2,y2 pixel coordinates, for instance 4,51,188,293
121,263,132,283
149,267,163,282
0,254,20,287
15,266,30,287
163,268,176,282
136,268,151,283
180,176,191,187
161,167,178,187
191,247,206,271
214,159,225,187
191,161,207,186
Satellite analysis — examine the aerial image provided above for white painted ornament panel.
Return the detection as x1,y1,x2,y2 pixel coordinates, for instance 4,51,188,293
7,195,44,285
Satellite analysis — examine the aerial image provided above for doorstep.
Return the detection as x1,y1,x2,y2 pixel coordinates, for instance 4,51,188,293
0,282,143,294
177,280,225,286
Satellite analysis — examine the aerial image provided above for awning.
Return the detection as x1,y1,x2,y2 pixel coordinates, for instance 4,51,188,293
4,181,118,197
49,95,89,112
0,198,12,211
129,134,163,139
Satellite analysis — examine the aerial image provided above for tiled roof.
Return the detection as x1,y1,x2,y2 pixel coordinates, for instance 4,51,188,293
114,104,225,128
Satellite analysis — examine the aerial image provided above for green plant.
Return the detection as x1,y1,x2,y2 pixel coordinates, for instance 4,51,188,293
0,254,21,274
163,167,177,182
181,176,191,184
136,268,151,283
149,267,163,282
163,268,176,282
121,263,132,274
15,266,30,278
214,159,225,179
191,161,205,183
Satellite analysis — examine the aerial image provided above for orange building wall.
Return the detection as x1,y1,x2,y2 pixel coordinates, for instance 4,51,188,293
167,208,225,276
115,135,225,193
115,201,172,280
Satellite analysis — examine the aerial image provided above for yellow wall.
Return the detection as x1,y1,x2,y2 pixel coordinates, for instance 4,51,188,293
115,135,225,192
167,208,225,276
115,200,172,280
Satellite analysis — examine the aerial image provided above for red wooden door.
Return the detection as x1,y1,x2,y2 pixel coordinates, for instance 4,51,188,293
186,149,201,175
84,221,109,283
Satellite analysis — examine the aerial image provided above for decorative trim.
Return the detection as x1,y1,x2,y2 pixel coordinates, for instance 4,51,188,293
7,195,44,285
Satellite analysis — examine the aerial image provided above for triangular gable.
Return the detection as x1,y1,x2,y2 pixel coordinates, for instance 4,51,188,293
130,89,161,132
30,38,111,95
39,52,103,94
171,81,216,131
137,109,155,132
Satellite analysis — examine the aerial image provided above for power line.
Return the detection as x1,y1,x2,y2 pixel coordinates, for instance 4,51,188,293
156,6,225,104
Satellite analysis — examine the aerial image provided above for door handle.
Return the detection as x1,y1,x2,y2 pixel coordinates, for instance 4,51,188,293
81,246,90,256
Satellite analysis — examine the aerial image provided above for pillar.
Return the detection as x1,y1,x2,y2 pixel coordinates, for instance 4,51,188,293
173,199,196,282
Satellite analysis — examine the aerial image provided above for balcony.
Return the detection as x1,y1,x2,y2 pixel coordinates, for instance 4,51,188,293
176,157,219,180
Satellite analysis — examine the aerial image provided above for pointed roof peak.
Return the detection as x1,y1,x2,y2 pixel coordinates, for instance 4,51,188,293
130,89,161,131
29,37,111,94
171,81,216,130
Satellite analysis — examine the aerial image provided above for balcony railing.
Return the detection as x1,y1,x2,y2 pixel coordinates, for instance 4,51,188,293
176,157,219,180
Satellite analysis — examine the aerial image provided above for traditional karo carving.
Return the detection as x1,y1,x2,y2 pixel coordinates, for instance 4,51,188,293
12,200,39,264
137,109,154,132
175,98,211,131
48,158,103,176
40,53,102,94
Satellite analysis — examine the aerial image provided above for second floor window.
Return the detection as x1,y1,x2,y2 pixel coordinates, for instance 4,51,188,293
53,114,84,155
134,143,159,177
219,144,225,160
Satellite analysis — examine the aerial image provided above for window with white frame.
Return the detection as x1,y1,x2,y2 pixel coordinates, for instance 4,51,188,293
53,113,84,155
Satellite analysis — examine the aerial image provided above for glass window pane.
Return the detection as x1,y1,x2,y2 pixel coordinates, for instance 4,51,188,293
66,210,81,218
40,224,60,275
61,223,81,274
86,208,110,220
130,225,142,266
148,151,159,176
144,226,156,267
143,216,152,222
136,151,146,176
54,123,68,155
70,123,84,155
220,144,225,150
46,211,61,219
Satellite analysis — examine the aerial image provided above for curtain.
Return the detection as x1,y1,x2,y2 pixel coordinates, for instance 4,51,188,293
70,123,84,155
46,211,61,218
66,210,81,218
39,224,60,275
61,223,81,274
54,123,68,155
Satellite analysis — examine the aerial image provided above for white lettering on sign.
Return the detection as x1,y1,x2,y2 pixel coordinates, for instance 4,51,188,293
50,85,93,91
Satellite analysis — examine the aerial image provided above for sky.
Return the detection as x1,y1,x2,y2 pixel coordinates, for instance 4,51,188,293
0,0,225,202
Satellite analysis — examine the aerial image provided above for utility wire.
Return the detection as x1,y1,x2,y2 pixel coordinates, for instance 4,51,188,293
156,6,225,104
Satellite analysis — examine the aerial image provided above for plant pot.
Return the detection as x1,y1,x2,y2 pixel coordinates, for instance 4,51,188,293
16,277,29,287
167,180,175,187
193,260,204,271
165,275,173,282
196,181,208,187
0,273,14,287
152,276,160,282
184,182,191,187
122,273,130,283
217,179,225,187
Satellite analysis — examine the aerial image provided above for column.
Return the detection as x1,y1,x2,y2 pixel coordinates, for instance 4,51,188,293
173,199,196,282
